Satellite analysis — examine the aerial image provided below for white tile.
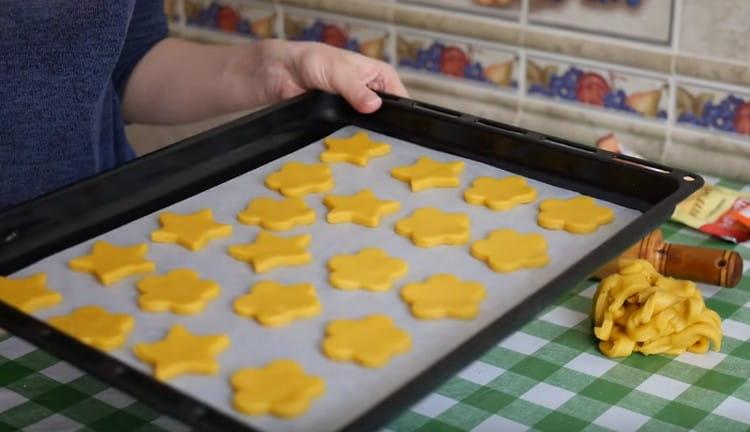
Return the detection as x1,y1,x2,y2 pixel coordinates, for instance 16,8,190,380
743,259,750,274
151,416,191,432
40,362,84,384
564,352,618,378
472,414,529,432
635,374,690,400
520,382,575,410
540,307,588,328
0,388,27,411
697,283,721,299
722,319,750,341
674,350,727,370
410,393,456,418
593,406,650,432
713,396,750,425
0,337,35,359
23,414,80,432
457,361,505,386
579,284,598,299
499,332,548,355
94,387,134,409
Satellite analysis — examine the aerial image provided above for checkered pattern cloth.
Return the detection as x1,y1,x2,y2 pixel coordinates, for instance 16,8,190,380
1,179,748,432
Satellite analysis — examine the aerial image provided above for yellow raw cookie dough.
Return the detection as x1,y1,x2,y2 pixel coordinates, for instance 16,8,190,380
401,274,486,320
133,324,230,381
391,156,464,192
471,229,550,273
234,281,321,327
322,315,411,367
0,273,62,313
237,197,315,231
48,306,134,351
593,259,723,358
151,209,232,251
68,241,155,286
137,269,219,314
323,189,400,227
395,208,470,247
265,162,334,197
538,196,615,234
231,359,325,418
321,131,391,166
229,232,312,273
328,248,408,292
464,176,537,210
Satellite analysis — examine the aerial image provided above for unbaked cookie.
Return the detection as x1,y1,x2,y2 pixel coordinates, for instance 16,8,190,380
133,324,230,381
328,248,408,292
464,176,537,210
137,269,220,315
321,131,391,166
48,305,134,351
151,209,232,251
538,196,615,234
0,273,62,313
229,232,312,273
265,162,334,197
395,208,470,247
401,274,486,319
322,315,411,367
68,241,155,286
237,197,315,231
471,229,549,273
234,281,321,327
231,359,325,418
323,189,400,227
391,156,464,192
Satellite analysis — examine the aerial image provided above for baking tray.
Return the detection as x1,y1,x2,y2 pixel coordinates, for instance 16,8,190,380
0,92,701,432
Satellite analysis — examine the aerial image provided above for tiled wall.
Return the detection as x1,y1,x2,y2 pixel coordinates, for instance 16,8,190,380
163,0,750,181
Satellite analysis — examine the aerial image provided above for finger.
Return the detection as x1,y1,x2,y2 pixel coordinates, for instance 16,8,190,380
379,64,409,98
330,66,383,114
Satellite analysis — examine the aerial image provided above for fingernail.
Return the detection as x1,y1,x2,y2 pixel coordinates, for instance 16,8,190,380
364,94,380,107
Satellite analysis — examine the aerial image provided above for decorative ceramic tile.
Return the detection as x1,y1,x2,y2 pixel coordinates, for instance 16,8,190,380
679,0,750,61
526,56,668,120
528,0,674,45
283,11,392,61
185,0,277,39
397,31,519,90
399,0,521,21
165,0,183,23
675,83,750,138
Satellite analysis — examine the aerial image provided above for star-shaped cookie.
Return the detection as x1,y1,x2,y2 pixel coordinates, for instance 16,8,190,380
151,209,232,251
322,315,411,367
391,156,464,192
320,131,391,166
323,189,400,227
0,273,62,313
137,269,220,314
401,274,486,319
68,241,155,286
538,196,615,234
234,281,321,327
237,197,315,231
133,324,230,381
48,305,134,351
471,229,550,273
395,208,470,247
328,248,408,292
265,162,334,197
464,176,537,210
228,232,312,273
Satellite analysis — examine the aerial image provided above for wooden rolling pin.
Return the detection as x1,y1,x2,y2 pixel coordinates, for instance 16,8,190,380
594,229,743,287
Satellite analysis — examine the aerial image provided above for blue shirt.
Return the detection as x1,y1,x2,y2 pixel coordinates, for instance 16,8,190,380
0,1,168,210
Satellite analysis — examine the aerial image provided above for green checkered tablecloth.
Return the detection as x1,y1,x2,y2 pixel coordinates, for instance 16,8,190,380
1,179,749,432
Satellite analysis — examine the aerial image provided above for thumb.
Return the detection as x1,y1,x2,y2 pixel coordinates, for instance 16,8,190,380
330,69,383,113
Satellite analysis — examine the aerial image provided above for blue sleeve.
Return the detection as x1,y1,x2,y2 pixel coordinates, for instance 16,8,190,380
113,0,168,100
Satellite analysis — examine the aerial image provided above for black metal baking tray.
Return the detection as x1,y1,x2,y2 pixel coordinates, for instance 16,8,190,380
0,91,702,432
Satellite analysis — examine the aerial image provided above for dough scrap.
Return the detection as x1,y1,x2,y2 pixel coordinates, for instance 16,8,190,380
68,241,155,286
322,315,411,367
231,359,325,418
228,232,312,273
48,305,134,351
395,208,470,247
328,248,408,292
133,324,230,381
323,189,400,227
464,176,537,210
538,196,614,234
471,229,549,273
137,269,219,314
321,131,391,166
237,197,315,231
265,162,334,197
391,156,464,192
234,281,321,327
401,274,486,319
151,209,232,251
0,273,62,313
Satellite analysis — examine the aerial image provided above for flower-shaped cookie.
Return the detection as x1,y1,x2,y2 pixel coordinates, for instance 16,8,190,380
0,273,62,313
237,197,315,231
234,281,321,327
265,162,334,197
328,248,408,292
321,131,391,166
151,209,232,251
395,208,470,247
391,156,464,192
323,189,400,227
401,274,486,319
136,269,220,315
538,196,615,234
464,176,537,210
231,359,325,418
69,241,155,286
48,306,134,351
471,229,550,273
133,324,230,381
322,315,411,367
229,232,312,273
